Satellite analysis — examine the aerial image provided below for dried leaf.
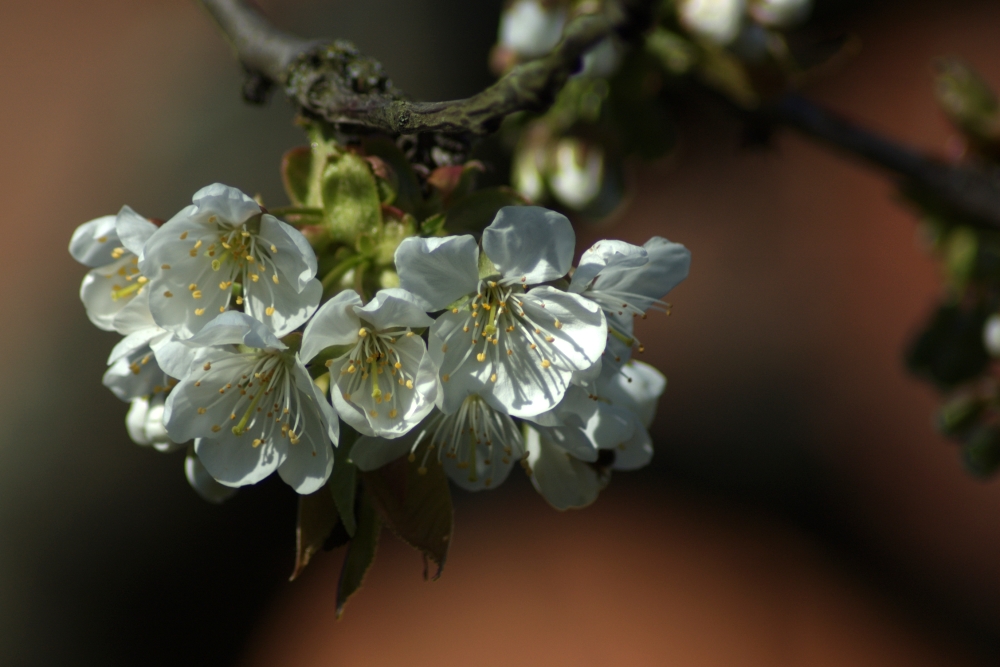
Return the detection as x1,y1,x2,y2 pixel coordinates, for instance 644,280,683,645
290,484,340,581
336,491,382,618
360,449,453,580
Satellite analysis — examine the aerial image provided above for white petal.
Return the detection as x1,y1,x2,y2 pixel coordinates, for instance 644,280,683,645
499,0,566,57
126,398,153,446
395,235,480,310
69,215,119,267
115,206,158,257
186,310,285,350
259,215,318,292
588,237,691,310
185,448,239,503
277,403,335,494
610,415,653,470
150,334,200,380
244,274,321,337
108,327,162,365
300,290,363,362
482,206,575,284
103,345,168,401
79,257,140,331
292,360,340,446
111,290,158,335
194,429,286,488
440,416,521,492
569,239,648,292
679,0,745,45
144,397,183,452
525,427,603,510
356,288,434,331
192,183,263,225
599,360,666,428
162,354,249,442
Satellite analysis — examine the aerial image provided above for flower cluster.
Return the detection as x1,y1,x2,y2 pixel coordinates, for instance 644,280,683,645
71,184,689,508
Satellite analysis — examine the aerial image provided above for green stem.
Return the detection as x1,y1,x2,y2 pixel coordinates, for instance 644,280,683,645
321,254,369,291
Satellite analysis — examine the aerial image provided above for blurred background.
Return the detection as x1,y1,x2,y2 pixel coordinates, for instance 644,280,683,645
0,0,998,665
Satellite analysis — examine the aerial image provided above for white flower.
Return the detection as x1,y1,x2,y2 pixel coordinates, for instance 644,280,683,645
985,314,1000,357
679,0,746,45
126,394,183,452
300,288,438,438
569,236,690,367
499,0,566,59
524,384,635,462
70,206,158,331
525,360,666,509
185,449,238,504
163,311,339,494
139,183,322,339
525,428,606,510
749,0,810,27
593,360,667,470
396,206,607,418
549,139,604,210
352,392,525,491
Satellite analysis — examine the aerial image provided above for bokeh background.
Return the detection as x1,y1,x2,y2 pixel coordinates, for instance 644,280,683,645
0,0,998,665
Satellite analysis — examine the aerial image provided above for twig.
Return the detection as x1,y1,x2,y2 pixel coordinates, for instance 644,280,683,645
199,0,652,135
772,94,1000,229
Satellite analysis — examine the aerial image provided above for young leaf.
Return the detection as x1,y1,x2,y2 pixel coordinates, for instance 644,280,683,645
330,437,358,537
322,152,383,242
336,491,382,619
360,447,454,580
281,146,313,207
290,483,340,581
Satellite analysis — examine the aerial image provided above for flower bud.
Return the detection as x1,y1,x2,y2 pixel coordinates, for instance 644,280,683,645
679,0,746,46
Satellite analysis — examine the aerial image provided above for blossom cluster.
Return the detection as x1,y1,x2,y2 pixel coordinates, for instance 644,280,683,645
71,184,690,508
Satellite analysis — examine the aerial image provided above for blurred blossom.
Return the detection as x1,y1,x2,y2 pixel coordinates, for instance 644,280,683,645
679,0,746,46
550,138,604,210
499,0,567,59
983,313,1000,356
749,0,811,28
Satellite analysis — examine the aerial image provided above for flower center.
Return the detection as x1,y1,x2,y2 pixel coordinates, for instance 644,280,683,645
335,326,418,421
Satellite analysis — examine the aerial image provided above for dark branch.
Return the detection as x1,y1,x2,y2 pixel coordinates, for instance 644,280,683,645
198,0,651,135
772,94,1000,229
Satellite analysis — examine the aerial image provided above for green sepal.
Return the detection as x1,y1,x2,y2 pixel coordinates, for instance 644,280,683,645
322,151,383,243
444,187,526,235
335,489,382,618
359,444,454,580
478,251,499,280
289,482,340,581
281,146,313,207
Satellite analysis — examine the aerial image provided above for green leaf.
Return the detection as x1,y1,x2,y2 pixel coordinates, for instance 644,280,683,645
281,146,313,207
360,446,454,580
444,187,526,235
289,483,340,581
963,425,1000,478
331,433,359,537
934,58,1000,150
906,302,990,389
937,394,986,437
322,152,383,243
336,490,382,618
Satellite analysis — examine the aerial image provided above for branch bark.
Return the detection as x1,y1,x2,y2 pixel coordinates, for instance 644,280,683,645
771,94,1000,229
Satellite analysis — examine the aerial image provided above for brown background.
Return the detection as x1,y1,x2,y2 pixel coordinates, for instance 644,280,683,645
0,1,996,665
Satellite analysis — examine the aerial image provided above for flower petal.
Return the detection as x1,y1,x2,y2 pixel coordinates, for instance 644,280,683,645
569,239,648,292
609,414,653,471
525,427,603,510
192,183,263,225
599,360,666,428
115,205,158,258
69,215,119,267
300,290,363,362
185,448,239,503
395,235,480,310
355,288,434,331
244,273,321,337
79,257,141,331
588,237,691,310
259,215,319,293
277,399,335,494
482,206,574,284
194,429,286,488
185,310,285,350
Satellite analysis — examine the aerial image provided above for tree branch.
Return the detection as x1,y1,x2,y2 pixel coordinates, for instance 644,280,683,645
198,0,651,135
771,94,1000,229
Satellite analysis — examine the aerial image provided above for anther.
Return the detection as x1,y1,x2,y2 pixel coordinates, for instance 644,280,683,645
179,232,189,240
265,306,275,316
541,359,551,368
195,308,205,316
160,264,171,270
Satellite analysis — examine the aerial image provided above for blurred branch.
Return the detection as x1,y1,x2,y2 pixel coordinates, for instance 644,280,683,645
199,0,654,135
770,94,1000,229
